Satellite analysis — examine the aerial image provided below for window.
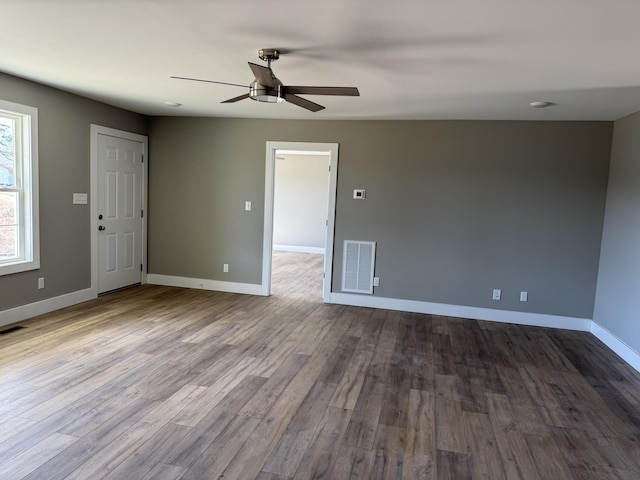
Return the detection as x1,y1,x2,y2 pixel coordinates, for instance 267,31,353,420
0,99,39,276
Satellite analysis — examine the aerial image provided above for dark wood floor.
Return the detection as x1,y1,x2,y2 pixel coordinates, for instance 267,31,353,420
0,251,639,479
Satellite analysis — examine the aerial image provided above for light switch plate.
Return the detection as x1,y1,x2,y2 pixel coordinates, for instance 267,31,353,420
73,193,88,204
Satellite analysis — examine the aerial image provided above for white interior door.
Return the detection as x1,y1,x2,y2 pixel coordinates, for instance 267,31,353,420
97,133,143,293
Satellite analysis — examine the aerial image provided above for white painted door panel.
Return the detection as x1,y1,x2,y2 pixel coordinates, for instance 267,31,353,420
97,134,143,293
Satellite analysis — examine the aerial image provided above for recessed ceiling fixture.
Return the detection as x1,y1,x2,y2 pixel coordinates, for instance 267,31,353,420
164,101,182,107
529,101,553,108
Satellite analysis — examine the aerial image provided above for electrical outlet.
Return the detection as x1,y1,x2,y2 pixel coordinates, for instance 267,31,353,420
353,189,366,199
492,288,501,300
520,291,528,302
38,277,44,289
245,201,252,211
223,264,229,273
373,277,380,287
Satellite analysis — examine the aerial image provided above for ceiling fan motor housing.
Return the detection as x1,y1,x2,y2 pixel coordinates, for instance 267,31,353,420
250,79,284,103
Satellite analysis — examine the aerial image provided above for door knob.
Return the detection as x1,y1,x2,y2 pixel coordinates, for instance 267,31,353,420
98,225,105,231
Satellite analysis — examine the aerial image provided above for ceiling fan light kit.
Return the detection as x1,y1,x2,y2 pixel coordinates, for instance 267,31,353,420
249,80,285,104
249,83,285,103
172,48,359,112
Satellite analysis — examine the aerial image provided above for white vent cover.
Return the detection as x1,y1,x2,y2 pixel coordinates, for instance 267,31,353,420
342,240,376,294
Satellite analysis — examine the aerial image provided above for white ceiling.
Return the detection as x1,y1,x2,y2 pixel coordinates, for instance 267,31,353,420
3,0,640,121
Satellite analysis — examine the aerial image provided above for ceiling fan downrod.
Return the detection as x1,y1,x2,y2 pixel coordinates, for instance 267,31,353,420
258,48,279,68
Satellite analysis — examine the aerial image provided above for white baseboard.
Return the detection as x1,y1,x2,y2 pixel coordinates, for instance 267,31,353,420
273,245,325,254
0,288,96,328
326,292,592,331
147,274,264,296
591,322,640,373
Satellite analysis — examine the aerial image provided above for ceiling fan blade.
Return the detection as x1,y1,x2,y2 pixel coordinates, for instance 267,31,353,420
283,93,325,112
170,76,247,88
285,86,360,96
221,93,250,103
248,62,277,88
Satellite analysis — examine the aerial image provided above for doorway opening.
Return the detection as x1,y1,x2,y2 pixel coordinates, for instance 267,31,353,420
272,150,330,299
262,142,339,301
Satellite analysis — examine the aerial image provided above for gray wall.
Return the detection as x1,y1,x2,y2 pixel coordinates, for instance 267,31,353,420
593,111,640,353
273,153,330,250
0,73,147,311
149,117,612,319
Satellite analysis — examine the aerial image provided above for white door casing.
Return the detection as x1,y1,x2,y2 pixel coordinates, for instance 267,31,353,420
90,125,148,295
262,141,339,300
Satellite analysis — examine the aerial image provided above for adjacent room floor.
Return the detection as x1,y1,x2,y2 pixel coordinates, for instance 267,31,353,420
0,251,639,479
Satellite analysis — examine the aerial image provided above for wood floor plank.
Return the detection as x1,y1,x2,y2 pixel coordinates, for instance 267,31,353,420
590,435,640,471
255,472,292,480
292,406,352,479
342,372,386,449
524,432,575,479
178,413,262,480
0,432,77,479
261,381,336,477
332,446,375,479
495,366,549,436
404,389,436,480
214,315,355,480
378,319,412,428
485,392,541,480
369,424,405,479
316,334,359,385
549,425,612,472
462,411,507,480
20,351,155,421
434,374,467,454
518,364,575,428
0,416,38,445
436,449,471,480
139,463,187,480
22,395,161,480
103,422,192,480
163,375,267,468
63,383,206,480
239,353,310,419
0,251,638,479
172,355,261,426
330,315,384,410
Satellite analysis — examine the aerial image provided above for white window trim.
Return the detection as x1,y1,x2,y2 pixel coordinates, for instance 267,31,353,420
0,99,39,276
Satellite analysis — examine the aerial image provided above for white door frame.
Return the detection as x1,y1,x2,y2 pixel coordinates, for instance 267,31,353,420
262,141,339,300
90,125,149,296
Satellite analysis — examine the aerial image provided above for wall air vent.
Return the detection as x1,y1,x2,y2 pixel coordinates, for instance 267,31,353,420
342,240,376,294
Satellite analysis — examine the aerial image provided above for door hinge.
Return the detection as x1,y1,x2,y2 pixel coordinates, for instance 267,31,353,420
323,272,326,279
140,264,143,272
141,209,144,218
141,154,144,163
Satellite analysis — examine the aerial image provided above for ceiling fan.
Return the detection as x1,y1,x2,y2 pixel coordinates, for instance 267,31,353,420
171,48,359,112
